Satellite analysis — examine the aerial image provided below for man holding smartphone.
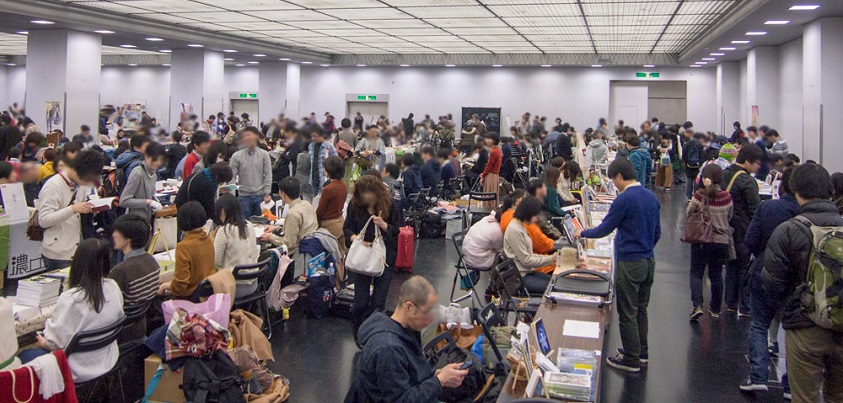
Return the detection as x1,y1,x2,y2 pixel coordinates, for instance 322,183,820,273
345,276,467,402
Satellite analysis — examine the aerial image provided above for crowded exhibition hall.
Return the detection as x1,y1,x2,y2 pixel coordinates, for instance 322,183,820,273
0,0,842,402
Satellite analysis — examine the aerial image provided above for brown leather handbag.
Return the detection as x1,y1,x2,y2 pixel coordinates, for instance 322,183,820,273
681,198,714,244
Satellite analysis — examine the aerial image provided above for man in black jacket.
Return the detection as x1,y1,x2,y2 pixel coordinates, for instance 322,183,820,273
555,130,573,161
761,163,843,402
418,146,441,190
721,144,763,316
345,276,467,403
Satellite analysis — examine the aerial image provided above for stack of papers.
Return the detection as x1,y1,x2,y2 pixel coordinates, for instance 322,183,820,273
544,372,593,401
11,303,42,321
16,275,62,307
546,292,603,306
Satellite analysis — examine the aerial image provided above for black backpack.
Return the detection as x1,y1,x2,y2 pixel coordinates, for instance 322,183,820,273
305,274,334,319
419,211,444,238
431,347,487,403
181,351,245,403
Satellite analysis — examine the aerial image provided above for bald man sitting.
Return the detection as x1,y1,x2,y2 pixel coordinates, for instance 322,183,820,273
345,276,468,403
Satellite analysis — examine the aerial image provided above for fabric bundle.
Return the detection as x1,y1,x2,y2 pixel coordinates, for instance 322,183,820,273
164,308,231,361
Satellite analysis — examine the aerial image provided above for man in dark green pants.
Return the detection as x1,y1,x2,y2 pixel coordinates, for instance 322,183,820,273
575,158,661,372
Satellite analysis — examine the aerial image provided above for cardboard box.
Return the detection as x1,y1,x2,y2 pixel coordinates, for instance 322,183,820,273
144,354,185,403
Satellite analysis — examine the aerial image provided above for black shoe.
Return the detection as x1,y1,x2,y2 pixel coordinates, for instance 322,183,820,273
617,348,648,364
607,354,640,373
739,378,768,392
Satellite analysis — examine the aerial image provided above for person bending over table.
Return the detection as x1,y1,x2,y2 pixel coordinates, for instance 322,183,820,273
175,162,234,221
503,196,558,294
158,201,215,298
20,238,124,383
573,158,660,374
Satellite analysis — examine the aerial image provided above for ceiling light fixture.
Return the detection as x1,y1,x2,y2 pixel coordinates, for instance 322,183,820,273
400,64,410,67
279,58,291,61
94,30,114,34
224,58,234,61
541,64,551,67
187,44,204,48
720,47,736,50
695,62,708,65
643,64,655,68
159,49,172,53
732,40,751,44
710,52,725,56
702,57,716,61
145,37,164,42
690,65,701,68
253,54,266,57
591,64,602,67
119,44,136,48
223,50,237,53
320,64,330,67
6,63,16,66
30,20,54,25
235,63,245,67
128,63,138,66
746,31,767,36
247,61,258,64
301,61,312,64
162,63,171,66
765,20,790,25
356,64,367,67
492,64,503,67
445,64,455,67
789,5,820,10
16,31,27,35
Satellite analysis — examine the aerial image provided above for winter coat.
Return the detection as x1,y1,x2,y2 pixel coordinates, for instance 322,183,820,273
720,165,761,244
588,139,608,165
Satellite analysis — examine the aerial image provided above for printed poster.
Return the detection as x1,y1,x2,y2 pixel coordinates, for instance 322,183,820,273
45,101,63,132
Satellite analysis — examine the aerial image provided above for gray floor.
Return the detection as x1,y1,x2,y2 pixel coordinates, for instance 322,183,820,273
267,188,790,403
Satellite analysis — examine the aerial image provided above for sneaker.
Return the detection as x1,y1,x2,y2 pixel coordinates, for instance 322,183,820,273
768,341,779,355
617,348,648,364
607,354,640,373
783,391,791,400
709,307,721,318
726,306,737,313
690,306,704,321
739,378,768,392
738,310,751,318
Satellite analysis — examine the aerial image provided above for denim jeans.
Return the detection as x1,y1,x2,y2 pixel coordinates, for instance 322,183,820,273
522,272,551,295
615,258,655,363
748,258,778,384
19,348,50,364
689,243,726,312
238,194,264,218
42,256,71,272
685,178,696,200
725,242,751,312
351,268,394,334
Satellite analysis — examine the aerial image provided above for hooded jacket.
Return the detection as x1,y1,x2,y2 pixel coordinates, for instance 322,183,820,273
115,149,145,183
344,312,441,403
720,164,761,244
419,159,441,190
588,139,608,165
627,147,651,185
762,200,843,330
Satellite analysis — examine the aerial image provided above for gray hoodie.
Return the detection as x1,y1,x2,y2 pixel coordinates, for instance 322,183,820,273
589,139,609,166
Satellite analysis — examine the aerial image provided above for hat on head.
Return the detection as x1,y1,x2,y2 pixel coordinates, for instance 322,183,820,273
719,142,737,162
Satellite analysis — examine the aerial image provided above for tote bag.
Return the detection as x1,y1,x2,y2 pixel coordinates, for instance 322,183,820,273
681,198,714,244
345,216,386,277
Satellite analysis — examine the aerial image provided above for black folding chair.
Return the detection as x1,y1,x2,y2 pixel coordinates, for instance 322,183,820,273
232,258,274,339
491,259,538,325
66,314,127,402
449,229,486,308
427,183,444,205
422,331,457,366
467,191,498,226
118,300,151,352
477,303,510,376
188,279,214,303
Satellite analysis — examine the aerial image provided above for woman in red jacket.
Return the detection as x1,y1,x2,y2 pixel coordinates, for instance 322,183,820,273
481,132,502,208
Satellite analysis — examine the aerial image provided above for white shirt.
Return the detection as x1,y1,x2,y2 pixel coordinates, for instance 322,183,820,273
462,215,504,268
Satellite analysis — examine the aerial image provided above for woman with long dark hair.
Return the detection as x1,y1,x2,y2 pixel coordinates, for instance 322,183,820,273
343,175,403,343
214,193,258,297
20,238,124,382
686,164,733,320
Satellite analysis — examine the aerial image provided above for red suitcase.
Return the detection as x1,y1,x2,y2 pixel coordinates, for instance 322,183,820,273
395,226,415,272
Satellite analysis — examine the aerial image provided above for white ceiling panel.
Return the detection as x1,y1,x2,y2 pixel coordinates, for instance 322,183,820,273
460,35,531,43
404,6,495,19
581,2,679,16
481,0,578,4
357,19,433,29
171,12,264,23
589,25,664,34
216,21,291,30
678,1,735,15
192,0,303,11
377,28,451,36
314,29,383,37
75,1,151,14
516,26,589,35
487,4,581,17
319,7,412,20
258,30,327,38
503,17,584,27
253,10,336,21
444,27,518,35
383,0,480,5
284,20,361,30
285,0,384,8
134,13,202,24
671,14,720,25
430,18,509,28
112,0,223,13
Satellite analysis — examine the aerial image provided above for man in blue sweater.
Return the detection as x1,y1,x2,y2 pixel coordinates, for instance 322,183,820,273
575,158,661,373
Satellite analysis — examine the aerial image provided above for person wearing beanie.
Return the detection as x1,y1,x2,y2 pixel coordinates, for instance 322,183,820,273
719,143,738,163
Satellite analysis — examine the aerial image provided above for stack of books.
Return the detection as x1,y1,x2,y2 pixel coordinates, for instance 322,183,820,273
16,275,62,307
542,348,599,401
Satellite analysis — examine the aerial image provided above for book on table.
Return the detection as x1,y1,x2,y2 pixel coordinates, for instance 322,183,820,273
16,275,62,307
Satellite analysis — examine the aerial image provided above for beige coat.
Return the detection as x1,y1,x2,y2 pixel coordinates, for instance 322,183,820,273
269,198,318,256
503,219,555,275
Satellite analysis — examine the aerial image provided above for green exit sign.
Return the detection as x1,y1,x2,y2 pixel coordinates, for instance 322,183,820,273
649,72,660,78
239,93,257,99
635,72,660,78
636,72,647,78
357,95,377,101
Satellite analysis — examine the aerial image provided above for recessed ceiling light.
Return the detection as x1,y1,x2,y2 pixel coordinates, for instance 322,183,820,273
94,30,114,34
356,64,367,67
253,54,266,57
16,31,27,35
720,47,736,50
789,5,820,10
128,63,138,66
690,65,702,68
320,64,330,67
159,49,172,53
223,50,237,53
492,64,503,67
30,20,54,25
541,64,551,67
145,37,164,42
643,64,655,68
765,20,790,25
695,61,708,65
187,44,204,48
746,31,767,36
591,64,602,67
6,63,16,66
301,61,312,64
235,64,245,67
224,58,234,61
247,61,258,64
400,64,410,67
279,58,291,61
162,63,171,66
445,64,455,67
119,44,136,48
702,58,716,61
710,52,725,56
732,40,751,44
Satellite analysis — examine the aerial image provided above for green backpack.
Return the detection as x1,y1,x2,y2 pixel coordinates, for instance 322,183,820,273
793,216,843,331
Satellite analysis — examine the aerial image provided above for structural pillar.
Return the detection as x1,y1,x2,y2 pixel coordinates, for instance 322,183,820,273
258,62,287,123
803,17,843,170
25,30,101,136
285,63,301,121
745,46,780,129
169,49,224,130
716,62,740,135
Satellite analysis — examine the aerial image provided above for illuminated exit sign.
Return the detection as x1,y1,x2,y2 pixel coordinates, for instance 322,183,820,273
356,95,377,101
239,93,257,99
636,72,660,78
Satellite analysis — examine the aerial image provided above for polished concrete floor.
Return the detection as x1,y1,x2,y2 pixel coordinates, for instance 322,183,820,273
267,189,789,403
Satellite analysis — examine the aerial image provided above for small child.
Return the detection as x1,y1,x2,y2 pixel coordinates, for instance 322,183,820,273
260,194,277,220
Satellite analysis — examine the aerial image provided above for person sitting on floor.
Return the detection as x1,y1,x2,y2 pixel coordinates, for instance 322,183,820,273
503,196,558,294
20,238,124,382
158,201,215,298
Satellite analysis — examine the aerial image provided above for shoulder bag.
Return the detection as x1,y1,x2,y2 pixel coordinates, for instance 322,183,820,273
345,216,386,277
681,196,714,244
27,188,77,241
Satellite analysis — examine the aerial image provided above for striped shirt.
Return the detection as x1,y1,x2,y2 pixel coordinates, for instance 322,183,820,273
108,250,159,307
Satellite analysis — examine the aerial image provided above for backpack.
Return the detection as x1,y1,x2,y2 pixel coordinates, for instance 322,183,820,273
105,153,143,200
793,216,843,332
686,142,702,169
181,350,245,403
431,346,487,403
304,274,333,319
419,211,444,239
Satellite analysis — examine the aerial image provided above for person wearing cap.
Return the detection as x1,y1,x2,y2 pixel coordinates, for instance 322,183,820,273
480,132,502,208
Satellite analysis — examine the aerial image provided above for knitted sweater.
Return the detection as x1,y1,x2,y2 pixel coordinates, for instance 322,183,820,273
503,219,555,275
581,184,661,261
686,189,733,245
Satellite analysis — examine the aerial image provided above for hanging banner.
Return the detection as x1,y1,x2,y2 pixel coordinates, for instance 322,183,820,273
45,101,63,133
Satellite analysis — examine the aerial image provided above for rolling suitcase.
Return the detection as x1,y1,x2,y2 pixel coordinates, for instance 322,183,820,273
395,225,415,272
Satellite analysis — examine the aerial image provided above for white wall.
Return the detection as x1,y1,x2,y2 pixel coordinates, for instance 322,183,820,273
6,66,26,109
100,66,171,126
778,38,803,159
609,82,648,128
738,59,748,125
298,66,716,133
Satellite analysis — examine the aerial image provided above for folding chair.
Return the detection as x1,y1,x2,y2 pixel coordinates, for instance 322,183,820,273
232,258,274,339
66,314,127,402
477,303,510,376
490,259,538,325
449,229,486,308
422,331,457,366
467,191,497,226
